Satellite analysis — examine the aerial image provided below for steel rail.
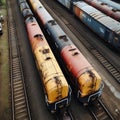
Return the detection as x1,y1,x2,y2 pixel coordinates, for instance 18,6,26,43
7,0,31,119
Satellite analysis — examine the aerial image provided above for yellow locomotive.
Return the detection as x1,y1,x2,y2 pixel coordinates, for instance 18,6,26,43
19,0,72,112
25,17,71,113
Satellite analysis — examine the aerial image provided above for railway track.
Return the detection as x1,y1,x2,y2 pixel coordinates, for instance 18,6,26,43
8,1,31,119
88,99,114,120
83,41,120,84
91,49,120,83
55,108,74,120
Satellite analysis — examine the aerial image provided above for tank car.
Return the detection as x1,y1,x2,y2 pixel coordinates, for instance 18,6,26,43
84,0,120,22
18,0,71,113
73,1,120,51
28,0,104,104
